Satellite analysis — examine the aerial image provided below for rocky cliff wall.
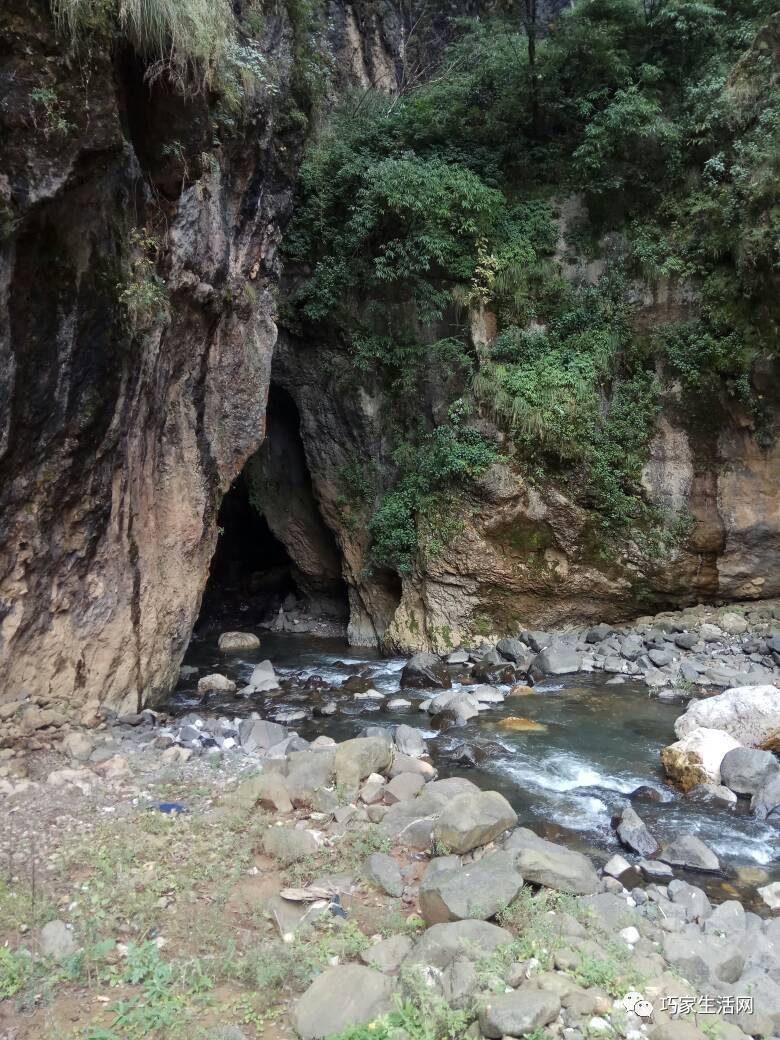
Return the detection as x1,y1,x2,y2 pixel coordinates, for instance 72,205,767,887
272,309,780,654
0,0,485,715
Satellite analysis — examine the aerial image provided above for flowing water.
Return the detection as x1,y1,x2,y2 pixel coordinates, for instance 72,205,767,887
171,631,780,903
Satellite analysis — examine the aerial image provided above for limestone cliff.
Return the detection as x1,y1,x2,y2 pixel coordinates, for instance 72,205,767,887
0,0,421,715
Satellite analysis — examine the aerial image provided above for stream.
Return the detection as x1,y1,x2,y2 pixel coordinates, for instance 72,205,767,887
170,631,780,903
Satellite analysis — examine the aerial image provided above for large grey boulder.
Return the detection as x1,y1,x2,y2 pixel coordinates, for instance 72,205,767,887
661,933,745,985
674,685,780,748
218,631,260,652
285,750,336,806
504,828,599,895
435,692,480,726
394,724,427,759
403,919,513,970
496,637,532,666
238,718,287,752
659,834,720,872
433,790,517,854
531,645,582,676
262,827,319,864
667,879,711,922
364,852,404,896
40,919,77,959
361,934,414,974
616,806,659,857
478,989,561,1039
334,737,393,788
419,851,523,924
720,747,780,796
751,771,780,819
291,964,395,1039
401,652,451,690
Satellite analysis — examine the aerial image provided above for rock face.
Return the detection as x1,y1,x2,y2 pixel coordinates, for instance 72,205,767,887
0,0,446,714
271,332,780,654
3,0,780,723
674,686,780,749
0,0,297,715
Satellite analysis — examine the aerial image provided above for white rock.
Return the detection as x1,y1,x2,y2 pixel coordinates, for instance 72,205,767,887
248,660,280,693
660,727,742,788
620,926,640,945
674,685,780,748
589,1017,611,1033
197,673,237,696
757,881,780,911
218,631,261,652
604,854,632,879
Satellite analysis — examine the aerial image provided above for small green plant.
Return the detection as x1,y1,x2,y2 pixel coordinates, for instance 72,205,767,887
0,947,31,1000
29,86,74,137
117,228,168,333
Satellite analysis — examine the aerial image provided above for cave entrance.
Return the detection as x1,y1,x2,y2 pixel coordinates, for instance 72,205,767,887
195,385,349,635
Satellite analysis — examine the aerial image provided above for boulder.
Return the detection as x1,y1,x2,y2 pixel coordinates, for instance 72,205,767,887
364,852,404,897
616,806,659,857
686,783,737,805
436,693,479,726
218,631,260,652
446,650,470,664
419,851,523,924
291,964,395,1040
751,772,780,819
659,835,720,872
401,652,451,690
230,772,292,813
720,747,780,796
361,934,414,974
660,727,742,790
394,724,427,759
285,750,336,806
496,637,532,666
757,881,780,911
197,673,236,696
474,684,505,705
479,989,561,1039
531,645,582,676
60,731,94,761
262,827,319,864
433,790,517,854
674,685,780,749
504,828,599,895
718,612,748,635
403,919,513,970
334,737,393,789
388,754,436,780
247,660,280,693
238,718,288,752
384,772,425,803
667,879,711,922
40,919,76,959
661,934,744,985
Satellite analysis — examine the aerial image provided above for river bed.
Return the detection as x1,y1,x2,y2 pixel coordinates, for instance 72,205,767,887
170,631,780,903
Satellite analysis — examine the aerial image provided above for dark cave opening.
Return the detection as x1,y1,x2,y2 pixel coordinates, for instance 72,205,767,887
195,385,349,635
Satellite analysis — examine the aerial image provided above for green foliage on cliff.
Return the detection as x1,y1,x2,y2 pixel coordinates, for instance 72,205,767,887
369,402,502,573
284,0,779,569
